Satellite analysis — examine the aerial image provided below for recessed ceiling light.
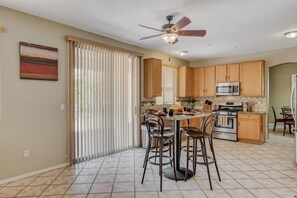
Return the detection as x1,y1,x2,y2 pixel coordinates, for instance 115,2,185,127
179,51,188,56
284,31,297,39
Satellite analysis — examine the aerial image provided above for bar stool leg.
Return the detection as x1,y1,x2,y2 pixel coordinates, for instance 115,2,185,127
142,137,152,184
159,137,163,192
185,136,190,181
172,137,177,182
155,139,159,163
202,137,213,190
169,139,172,167
143,136,151,168
199,138,206,165
208,136,221,182
193,138,198,175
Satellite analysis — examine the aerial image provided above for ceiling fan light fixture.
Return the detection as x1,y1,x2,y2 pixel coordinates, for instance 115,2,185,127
179,51,188,56
284,31,297,39
162,33,178,43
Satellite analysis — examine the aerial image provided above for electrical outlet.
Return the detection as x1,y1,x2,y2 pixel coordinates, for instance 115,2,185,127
60,104,65,111
65,154,68,159
24,149,30,158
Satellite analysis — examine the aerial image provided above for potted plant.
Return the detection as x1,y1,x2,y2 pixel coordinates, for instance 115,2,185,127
188,97,197,110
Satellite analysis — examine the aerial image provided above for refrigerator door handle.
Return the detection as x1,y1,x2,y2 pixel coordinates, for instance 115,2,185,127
291,82,296,122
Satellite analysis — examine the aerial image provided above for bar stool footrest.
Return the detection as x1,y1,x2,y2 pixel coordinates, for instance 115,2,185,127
148,155,173,166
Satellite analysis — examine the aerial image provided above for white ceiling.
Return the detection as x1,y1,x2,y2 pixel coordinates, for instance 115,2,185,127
1,0,297,61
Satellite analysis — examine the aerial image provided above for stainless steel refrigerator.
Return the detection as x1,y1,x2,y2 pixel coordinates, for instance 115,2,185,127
291,75,297,163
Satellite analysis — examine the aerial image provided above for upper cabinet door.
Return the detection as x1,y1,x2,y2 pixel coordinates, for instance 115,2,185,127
144,58,162,97
178,66,193,97
240,61,264,96
215,65,227,83
228,63,240,82
204,66,216,97
194,67,205,97
152,59,162,96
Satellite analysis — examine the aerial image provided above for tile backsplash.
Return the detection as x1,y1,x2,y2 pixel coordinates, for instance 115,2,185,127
181,96,267,112
141,96,267,113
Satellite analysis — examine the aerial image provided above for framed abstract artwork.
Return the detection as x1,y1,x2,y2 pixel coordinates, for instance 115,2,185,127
19,42,58,81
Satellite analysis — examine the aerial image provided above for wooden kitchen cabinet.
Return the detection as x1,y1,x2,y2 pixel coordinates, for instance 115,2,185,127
144,58,162,97
204,66,216,97
240,61,265,96
215,64,240,83
178,66,194,97
194,66,215,97
238,113,264,144
194,67,205,97
228,63,240,82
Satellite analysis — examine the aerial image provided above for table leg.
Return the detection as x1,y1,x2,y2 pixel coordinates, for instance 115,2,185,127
164,120,194,180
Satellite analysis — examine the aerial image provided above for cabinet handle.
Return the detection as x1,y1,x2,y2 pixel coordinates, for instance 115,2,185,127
228,76,230,80
206,89,207,93
225,76,227,81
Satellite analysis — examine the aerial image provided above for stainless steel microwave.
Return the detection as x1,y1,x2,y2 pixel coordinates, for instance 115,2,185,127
216,82,240,96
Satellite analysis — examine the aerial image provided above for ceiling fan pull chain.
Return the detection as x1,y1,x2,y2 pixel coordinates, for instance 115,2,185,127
168,43,171,62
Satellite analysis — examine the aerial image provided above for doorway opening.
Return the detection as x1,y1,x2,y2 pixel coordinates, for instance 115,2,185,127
268,63,297,138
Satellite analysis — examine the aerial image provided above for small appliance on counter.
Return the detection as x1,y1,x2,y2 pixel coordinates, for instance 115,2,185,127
216,82,240,96
213,101,243,141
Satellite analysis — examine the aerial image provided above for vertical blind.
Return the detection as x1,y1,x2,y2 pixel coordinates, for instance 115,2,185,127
69,40,140,164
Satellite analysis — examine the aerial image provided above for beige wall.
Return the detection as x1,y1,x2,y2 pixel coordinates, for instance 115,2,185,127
0,6,189,181
269,63,297,123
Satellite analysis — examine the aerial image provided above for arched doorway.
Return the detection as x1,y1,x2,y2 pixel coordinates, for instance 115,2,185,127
268,62,297,137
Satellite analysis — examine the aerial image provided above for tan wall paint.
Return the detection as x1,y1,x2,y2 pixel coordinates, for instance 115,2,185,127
269,63,297,123
0,6,189,180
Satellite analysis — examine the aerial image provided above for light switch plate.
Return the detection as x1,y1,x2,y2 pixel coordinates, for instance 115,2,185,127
24,149,30,158
60,104,65,111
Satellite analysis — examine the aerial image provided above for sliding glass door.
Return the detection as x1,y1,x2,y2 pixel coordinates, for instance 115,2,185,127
70,42,140,164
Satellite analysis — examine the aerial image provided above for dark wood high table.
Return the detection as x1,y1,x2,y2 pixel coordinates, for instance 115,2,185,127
162,112,211,180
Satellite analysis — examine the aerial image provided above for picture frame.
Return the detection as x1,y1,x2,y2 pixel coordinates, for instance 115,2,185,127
19,42,58,81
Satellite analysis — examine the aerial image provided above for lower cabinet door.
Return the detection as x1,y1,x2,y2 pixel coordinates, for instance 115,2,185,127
238,119,261,141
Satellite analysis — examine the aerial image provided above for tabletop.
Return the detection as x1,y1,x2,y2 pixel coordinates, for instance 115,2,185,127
162,112,211,121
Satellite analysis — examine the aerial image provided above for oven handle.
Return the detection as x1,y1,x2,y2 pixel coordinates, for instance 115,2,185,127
217,115,237,118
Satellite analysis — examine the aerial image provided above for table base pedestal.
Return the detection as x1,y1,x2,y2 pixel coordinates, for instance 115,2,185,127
163,167,194,180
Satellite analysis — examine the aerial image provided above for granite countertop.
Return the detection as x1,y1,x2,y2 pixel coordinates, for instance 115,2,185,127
238,111,266,115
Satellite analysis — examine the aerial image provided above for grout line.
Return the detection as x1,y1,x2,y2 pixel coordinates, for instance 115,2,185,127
61,162,86,197
86,156,106,197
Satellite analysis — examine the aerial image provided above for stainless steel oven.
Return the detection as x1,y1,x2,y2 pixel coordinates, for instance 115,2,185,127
216,82,240,96
213,102,242,141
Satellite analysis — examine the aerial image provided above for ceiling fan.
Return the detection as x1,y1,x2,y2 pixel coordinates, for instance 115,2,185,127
139,15,206,44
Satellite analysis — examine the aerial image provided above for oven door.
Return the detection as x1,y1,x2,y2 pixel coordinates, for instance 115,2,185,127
213,113,237,133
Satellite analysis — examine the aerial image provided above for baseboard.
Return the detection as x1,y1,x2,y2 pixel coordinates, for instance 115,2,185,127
268,123,284,127
0,163,69,185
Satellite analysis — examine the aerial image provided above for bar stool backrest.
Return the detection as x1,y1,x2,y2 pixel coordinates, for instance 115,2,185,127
201,113,218,136
144,112,165,136
186,109,205,129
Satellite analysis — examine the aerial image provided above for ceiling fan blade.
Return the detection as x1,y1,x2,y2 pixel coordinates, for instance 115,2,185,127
171,38,179,44
171,16,191,32
138,24,162,32
178,30,206,37
139,33,163,40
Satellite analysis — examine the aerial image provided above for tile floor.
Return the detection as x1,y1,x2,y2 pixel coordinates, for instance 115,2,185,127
1,128,297,198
